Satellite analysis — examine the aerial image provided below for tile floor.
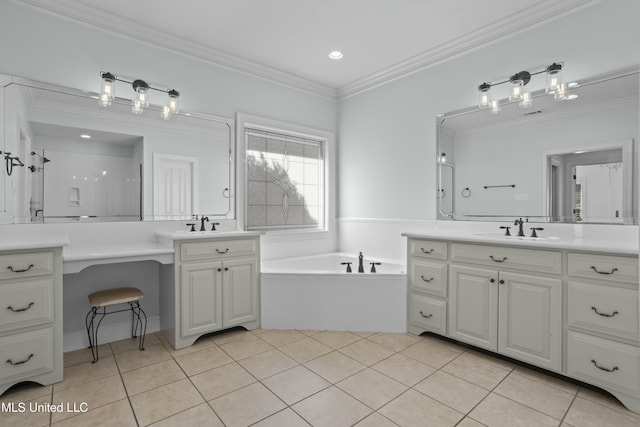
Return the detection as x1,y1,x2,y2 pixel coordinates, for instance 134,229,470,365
2,329,640,426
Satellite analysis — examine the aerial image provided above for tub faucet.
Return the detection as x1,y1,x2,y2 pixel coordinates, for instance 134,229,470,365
358,252,365,273
514,218,526,237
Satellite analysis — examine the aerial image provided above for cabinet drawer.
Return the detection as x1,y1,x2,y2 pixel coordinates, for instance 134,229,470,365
408,294,446,335
409,239,447,260
0,328,54,383
567,331,640,396
568,281,638,341
0,278,54,332
180,238,258,261
409,260,447,297
0,251,55,280
450,243,561,274
568,253,638,284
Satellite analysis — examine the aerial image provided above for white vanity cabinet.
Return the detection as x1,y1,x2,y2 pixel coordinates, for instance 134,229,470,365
405,233,640,413
566,252,640,410
161,235,260,349
407,239,448,336
0,247,63,396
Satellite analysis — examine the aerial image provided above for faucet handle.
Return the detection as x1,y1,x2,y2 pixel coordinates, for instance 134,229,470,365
370,262,381,273
499,226,511,236
340,262,352,273
530,227,544,238
186,223,196,232
211,222,220,231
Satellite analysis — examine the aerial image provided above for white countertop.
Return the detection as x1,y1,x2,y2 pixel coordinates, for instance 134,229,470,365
155,230,263,240
402,230,638,255
0,237,70,251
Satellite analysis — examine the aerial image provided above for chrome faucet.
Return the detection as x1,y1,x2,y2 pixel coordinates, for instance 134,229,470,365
514,218,526,237
358,252,365,273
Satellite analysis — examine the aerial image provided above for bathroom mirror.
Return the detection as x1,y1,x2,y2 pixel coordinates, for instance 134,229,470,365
437,65,638,224
0,75,234,223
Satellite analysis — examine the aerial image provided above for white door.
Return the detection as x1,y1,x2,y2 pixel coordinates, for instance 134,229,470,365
153,153,199,220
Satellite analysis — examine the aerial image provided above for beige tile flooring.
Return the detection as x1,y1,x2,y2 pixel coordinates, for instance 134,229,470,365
2,329,640,426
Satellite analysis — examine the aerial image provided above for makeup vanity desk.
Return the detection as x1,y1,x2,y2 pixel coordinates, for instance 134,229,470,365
0,230,260,395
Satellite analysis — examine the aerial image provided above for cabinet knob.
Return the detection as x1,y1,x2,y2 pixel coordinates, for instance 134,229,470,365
224,267,229,271
217,268,222,272
499,279,505,284
489,278,495,283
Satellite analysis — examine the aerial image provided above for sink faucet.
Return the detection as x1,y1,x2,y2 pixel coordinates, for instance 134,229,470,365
358,252,365,273
514,218,526,237
200,216,209,231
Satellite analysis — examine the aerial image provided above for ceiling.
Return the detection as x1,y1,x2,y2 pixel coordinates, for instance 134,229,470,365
17,0,596,99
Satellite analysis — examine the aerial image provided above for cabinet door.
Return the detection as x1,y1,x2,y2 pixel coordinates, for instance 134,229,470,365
180,261,223,337
222,257,259,327
449,265,498,351
498,272,562,372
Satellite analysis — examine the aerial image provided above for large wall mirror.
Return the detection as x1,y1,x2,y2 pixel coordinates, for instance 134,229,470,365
0,75,234,224
437,65,638,224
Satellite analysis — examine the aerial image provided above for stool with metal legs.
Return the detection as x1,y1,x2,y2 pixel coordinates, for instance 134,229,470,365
85,287,147,363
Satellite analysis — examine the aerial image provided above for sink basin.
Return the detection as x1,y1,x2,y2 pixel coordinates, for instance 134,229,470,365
473,233,558,241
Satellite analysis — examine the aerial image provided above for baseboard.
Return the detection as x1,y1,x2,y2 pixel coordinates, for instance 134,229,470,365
63,315,160,353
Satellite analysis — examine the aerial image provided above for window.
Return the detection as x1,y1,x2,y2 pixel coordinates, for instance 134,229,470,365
244,125,327,232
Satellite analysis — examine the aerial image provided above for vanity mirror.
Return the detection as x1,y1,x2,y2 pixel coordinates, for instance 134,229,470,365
0,75,234,224
437,65,638,224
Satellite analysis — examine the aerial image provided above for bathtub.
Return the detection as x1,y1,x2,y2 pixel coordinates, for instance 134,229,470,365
261,253,407,332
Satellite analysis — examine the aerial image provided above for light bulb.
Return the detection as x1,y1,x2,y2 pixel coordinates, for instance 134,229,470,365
490,100,501,114
554,83,569,101
131,80,149,114
166,89,180,113
546,63,563,94
509,79,523,102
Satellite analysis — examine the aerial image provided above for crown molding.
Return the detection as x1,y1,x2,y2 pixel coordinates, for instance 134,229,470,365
15,0,597,101
336,0,598,99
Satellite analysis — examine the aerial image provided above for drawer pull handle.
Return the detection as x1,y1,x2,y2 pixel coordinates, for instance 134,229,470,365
419,311,433,319
7,264,34,273
420,248,434,254
216,248,229,254
7,302,35,312
590,266,618,275
6,353,34,366
420,276,434,283
591,359,619,373
591,306,619,318
489,256,507,263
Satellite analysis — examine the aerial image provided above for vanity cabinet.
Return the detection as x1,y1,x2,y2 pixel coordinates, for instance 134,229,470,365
449,264,562,371
407,239,448,336
566,252,640,409
0,247,63,396
162,235,260,349
405,234,640,413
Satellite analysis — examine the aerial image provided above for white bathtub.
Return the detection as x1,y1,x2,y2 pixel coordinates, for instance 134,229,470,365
261,253,407,332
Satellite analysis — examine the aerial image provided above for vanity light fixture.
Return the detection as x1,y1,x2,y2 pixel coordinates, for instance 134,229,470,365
478,62,571,112
99,72,180,119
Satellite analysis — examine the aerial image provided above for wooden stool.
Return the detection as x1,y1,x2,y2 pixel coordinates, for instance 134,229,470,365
85,287,147,363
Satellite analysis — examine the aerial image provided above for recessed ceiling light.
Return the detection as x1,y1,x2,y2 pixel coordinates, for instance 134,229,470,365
328,50,344,60
80,134,92,139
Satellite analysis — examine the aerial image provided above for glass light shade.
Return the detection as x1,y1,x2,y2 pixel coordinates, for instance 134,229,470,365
131,80,149,114
518,92,533,108
166,90,180,113
509,80,524,102
478,88,491,109
99,73,115,107
546,66,563,94
490,99,501,114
